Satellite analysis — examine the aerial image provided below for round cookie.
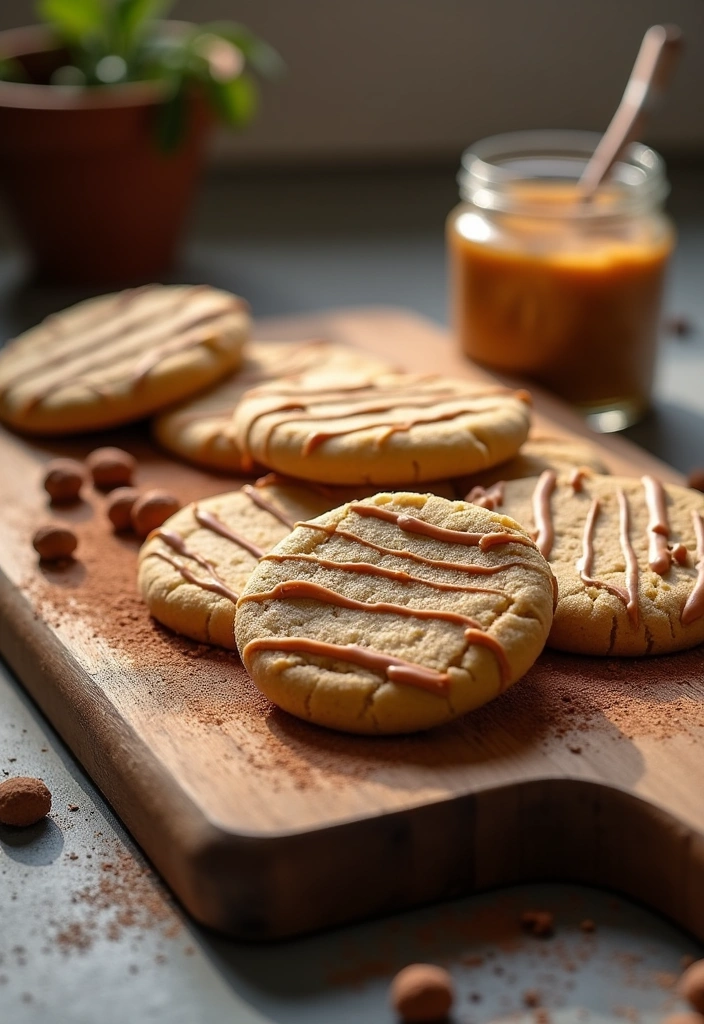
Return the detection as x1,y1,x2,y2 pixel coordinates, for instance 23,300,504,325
236,491,555,734
138,478,333,648
153,338,392,473
497,470,704,656
232,373,533,485
455,434,609,496
0,285,249,435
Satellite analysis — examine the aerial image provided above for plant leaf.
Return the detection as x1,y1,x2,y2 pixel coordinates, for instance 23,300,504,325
37,0,106,44
195,22,284,79
207,71,258,127
114,0,173,52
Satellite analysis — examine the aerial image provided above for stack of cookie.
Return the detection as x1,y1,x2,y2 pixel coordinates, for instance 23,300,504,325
3,285,704,736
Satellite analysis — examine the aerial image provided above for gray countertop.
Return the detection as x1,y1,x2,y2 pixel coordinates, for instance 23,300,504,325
1,164,703,1024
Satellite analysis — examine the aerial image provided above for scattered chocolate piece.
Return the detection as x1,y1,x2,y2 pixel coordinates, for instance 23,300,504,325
687,469,704,494
680,959,704,1013
43,458,85,504
131,491,181,539
389,963,454,1023
32,524,78,562
0,777,52,827
521,910,554,938
524,989,541,1008
68,804,79,812
86,447,136,490
569,744,582,754
106,487,140,532
580,918,596,933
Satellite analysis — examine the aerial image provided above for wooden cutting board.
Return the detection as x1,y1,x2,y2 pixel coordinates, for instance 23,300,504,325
2,308,703,942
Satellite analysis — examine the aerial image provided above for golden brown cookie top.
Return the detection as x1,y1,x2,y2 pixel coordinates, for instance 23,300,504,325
0,284,249,434
153,338,392,472
496,471,704,656
232,374,532,485
138,477,333,650
236,491,554,734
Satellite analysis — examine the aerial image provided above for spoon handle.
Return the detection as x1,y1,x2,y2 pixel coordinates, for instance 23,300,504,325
579,24,683,200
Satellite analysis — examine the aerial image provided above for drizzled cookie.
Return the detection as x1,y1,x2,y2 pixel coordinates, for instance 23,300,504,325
231,373,532,485
495,471,704,655
236,492,555,734
138,478,332,648
153,339,392,473
0,285,249,434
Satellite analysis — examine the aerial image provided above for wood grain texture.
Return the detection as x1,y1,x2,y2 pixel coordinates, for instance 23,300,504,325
1,307,702,940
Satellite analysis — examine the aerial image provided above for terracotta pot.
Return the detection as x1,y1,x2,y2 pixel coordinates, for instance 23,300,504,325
0,26,213,284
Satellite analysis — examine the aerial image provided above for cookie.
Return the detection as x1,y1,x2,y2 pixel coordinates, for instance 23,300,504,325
0,285,249,434
497,471,704,655
138,477,334,649
236,491,555,734
456,434,609,497
153,339,392,473
232,374,532,485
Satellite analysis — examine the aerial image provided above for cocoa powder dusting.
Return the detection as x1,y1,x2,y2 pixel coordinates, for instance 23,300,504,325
17,432,704,805
51,837,181,955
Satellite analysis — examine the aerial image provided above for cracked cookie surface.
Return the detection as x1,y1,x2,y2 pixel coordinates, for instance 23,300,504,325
153,339,391,473
231,373,532,485
138,479,332,649
235,491,554,734
0,284,249,434
497,472,704,655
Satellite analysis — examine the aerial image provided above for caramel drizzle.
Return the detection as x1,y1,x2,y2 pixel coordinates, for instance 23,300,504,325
240,579,481,629
303,405,499,455
261,552,505,595
466,482,505,510
682,512,704,625
1,285,158,389
243,637,454,696
237,378,512,466
642,475,673,574
193,506,264,559
346,502,534,551
240,484,295,528
7,287,240,405
617,489,640,625
569,467,591,493
145,499,271,605
254,471,336,499
532,470,557,557
241,580,511,689
150,531,240,605
168,341,335,428
294,521,547,579
576,495,639,624
251,500,544,694
25,309,238,412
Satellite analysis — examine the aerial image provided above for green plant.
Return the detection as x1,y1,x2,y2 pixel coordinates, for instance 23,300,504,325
2,0,283,150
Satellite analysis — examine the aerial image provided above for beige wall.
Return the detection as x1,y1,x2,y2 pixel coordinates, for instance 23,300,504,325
2,0,703,163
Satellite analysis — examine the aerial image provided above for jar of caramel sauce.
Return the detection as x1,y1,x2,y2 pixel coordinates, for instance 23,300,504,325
447,131,675,430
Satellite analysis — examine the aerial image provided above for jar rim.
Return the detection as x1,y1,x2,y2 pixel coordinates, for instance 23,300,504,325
458,129,669,218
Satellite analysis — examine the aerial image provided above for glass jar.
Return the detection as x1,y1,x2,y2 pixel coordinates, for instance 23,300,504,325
447,130,675,431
